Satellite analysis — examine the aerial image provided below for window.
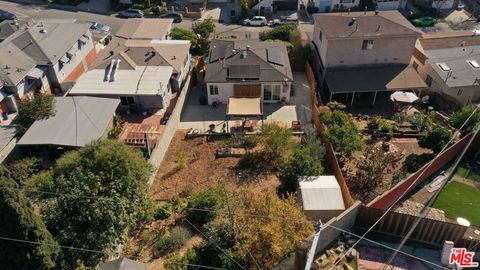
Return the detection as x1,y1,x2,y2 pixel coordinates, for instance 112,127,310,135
263,84,281,101
319,30,322,41
412,61,419,71
457,89,463,96
209,85,219,95
362,40,374,50
340,0,354,3
426,75,433,87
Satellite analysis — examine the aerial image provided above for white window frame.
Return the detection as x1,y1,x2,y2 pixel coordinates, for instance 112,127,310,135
209,85,219,95
263,84,282,101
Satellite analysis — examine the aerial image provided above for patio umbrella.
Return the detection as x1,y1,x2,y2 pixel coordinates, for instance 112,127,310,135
390,91,420,103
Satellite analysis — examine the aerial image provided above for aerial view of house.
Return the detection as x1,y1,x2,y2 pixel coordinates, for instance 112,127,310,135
0,1,478,270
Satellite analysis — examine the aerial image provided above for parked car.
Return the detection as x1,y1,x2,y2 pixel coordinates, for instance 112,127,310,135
0,9,16,21
272,17,298,26
243,16,267,26
118,9,144,18
411,17,437,27
160,12,183,23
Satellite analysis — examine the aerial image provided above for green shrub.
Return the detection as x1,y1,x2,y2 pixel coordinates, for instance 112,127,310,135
418,124,451,153
405,154,432,173
259,25,297,41
155,203,173,220
320,110,364,155
451,105,480,136
156,227,192,256
133,246,143,259
132,3,145,9
185,189,226,229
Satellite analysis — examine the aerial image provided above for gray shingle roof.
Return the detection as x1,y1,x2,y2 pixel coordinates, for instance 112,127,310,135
0,42,37,87
0,126,17,151
204,39,293,83
6,21,91,65
426,45,480,88
314,11,420,39
18,96,119,147
0,20,28,41
99,258,148,270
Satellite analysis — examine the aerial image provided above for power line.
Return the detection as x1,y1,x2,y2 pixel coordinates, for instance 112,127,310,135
383,119,480,270
328,105,480,270
171,262,230,270
184,218,246,270
0,235,109,254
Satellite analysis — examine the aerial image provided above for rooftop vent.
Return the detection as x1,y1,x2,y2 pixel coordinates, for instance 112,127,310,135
375,10,379,15
241,51,247,58
39,29,47,34
246,45,250,51
348,18,357,26
438,62,450,72
467,60,480,69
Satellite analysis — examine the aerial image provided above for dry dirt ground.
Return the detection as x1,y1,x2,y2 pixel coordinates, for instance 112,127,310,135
124,130,282,269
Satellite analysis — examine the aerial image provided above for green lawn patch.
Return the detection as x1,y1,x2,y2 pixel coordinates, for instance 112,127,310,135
456,166,480,182
433,181,480,227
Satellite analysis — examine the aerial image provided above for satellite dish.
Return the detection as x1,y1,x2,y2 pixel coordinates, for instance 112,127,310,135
457,217,471,227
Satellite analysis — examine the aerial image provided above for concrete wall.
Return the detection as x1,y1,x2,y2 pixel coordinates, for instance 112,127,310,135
253,0,274,10
304,209,345,223
369,132,480,210
147,70,192,185
0,137,17,164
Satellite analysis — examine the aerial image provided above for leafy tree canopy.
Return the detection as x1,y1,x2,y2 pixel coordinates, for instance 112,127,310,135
259,123,294,164
43,140,152,268
192,17,215,39
169,27,198,48
319,110,364,155
418,124,451,153
451,105,480,135
0,167,60,270
13,94,55,135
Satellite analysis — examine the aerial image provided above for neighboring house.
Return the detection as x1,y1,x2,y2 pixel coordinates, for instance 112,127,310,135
99,258,148,270
311,11,427,105
68,37,191,111
115,18,173,40
298,176,346,222
0,42,42,114
204,39,293,105
17,96,119,148
411,31,480,106
299,0,360,13
0,19,29,42
2,19,96,93
253,0,299,11
376,0,407,11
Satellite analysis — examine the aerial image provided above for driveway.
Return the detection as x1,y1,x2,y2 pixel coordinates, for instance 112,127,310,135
179,72,314,133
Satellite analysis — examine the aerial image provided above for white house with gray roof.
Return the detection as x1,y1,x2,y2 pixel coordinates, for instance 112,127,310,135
204,39,293,105
412,31,480,106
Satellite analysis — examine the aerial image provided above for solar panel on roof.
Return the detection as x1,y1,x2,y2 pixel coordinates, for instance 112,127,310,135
228,65,260,80
266,48,284,66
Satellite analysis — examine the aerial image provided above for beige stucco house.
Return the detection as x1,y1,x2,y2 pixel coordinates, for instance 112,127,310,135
310,10,427,105
411,31,480,107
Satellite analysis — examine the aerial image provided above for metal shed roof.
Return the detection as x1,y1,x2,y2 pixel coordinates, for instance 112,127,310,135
298,175,346,211
18,96,119,147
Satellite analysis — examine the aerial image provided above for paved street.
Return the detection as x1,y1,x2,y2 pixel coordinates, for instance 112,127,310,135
0,0,281,35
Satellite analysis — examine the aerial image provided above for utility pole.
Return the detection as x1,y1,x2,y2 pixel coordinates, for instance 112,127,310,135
304,220,322,270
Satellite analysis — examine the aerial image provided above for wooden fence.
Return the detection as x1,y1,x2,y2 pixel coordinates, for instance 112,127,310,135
356,206,480,251
305,62,354,208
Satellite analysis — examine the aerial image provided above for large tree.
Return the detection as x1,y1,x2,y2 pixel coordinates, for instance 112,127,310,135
43,140,152,268
13,94,55,135
0,167,60,270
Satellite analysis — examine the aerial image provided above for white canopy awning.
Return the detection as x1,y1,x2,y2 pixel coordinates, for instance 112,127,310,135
390,91,419,103
226,97,263,117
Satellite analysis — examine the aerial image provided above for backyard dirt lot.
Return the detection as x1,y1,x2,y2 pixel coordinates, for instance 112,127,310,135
150,130,280,202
